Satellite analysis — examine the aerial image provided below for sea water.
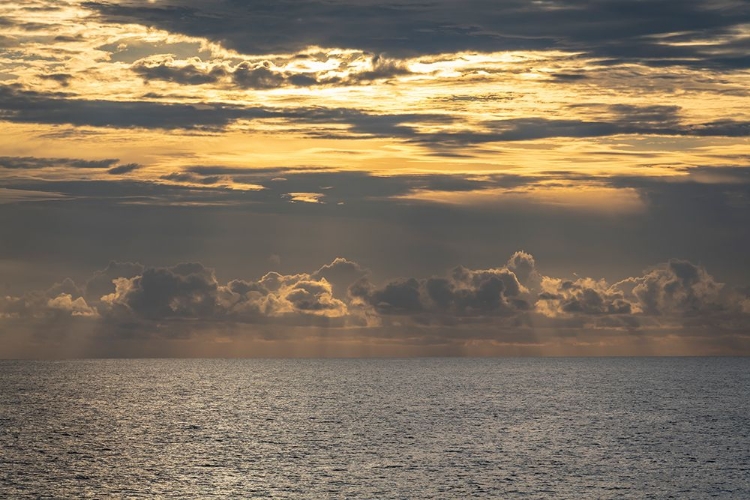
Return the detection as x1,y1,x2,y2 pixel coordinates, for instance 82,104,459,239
1,358,748,498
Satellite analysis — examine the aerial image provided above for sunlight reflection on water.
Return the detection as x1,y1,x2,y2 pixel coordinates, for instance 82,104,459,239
1,358,749,498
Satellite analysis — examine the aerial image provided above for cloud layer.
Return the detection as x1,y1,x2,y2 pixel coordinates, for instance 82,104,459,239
1,1,749,357
83,0,750,69
2,252,748,357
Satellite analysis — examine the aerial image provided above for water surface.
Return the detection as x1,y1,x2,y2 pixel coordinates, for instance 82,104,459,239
1,358,748,498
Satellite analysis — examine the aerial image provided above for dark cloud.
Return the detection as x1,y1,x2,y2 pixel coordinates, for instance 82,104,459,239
82,0,750,69
130,53,414,89
108,263,220,320
404,105,750,150
349,254,532,321
3,160,750,227
96,261,350,327
108,163,142,175
39,73,73,87
537,278,634,317
0,156,119,170
311,258,369,297
160,171,224,184
53,34,85,43
84,261,145,303
132,59,228,85
231,62,286,89
0,84,449,133
550,73,589,83
2,162,750,306
2,85,748,148
0,84,267,129
2,252,748,357
631,259,725,316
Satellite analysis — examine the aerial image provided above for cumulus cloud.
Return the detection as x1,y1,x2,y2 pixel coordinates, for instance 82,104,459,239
630,260,724,316
1,252,749,356
85,261,145,302
311,257,368,296
94,261,351,326
536,259,741,330
349,253,536,323
0,278,95,320
537,277,634,317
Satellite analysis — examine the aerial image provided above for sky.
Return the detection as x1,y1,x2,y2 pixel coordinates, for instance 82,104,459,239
1,0,749,357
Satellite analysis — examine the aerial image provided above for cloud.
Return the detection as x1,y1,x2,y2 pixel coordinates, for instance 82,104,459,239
536,259,742,331
108,163,142,175
129,52,414,89
103,263,221,320
46,294,96,316
0,156,119,170
349,253,534,322
0,84,449,134
83,0,750,70
630,259,724,316
0,84,267,129
38,73,73,87
95,261,352,326
2,84,748,148
311,257,369,296
2,252,749,356
132,57,228,85
536,277,634,317
231,61,286,89
84,261,145,302
0,277,95,320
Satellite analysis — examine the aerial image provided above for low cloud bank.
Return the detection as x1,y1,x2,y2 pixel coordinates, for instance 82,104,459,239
1,252,748,357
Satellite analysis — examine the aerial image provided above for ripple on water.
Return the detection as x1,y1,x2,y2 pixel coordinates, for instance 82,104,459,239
1,358,749,498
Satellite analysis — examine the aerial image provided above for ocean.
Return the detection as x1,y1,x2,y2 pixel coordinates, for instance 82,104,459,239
1,358,748,498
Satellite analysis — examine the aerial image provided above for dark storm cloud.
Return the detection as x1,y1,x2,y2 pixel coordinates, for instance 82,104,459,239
82,0,750,69
230,62,285,89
